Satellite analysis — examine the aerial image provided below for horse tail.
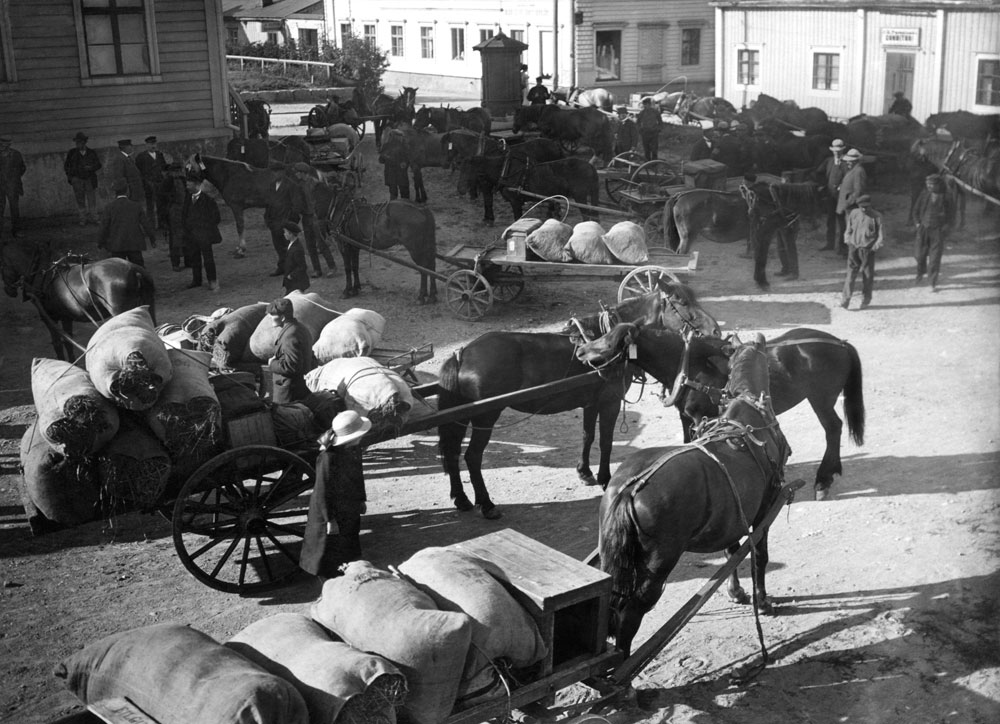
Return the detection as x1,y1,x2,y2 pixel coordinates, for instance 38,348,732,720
842,340,865,446
599,489,645,603
438,349,462,396
663,195,681,251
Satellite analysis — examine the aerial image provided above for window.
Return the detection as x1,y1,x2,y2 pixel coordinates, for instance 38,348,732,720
451,27,465,60
266,31,279,45
390,25,404,57
340,23,351,47
79,0,153,77
511,29,524,43
681,28,700,66
363,24,376,49
977,58,1000,106
479,28,494,44
226,26,239,46
812,52,839,91
300,28,318,51
638,25,666,83
595,29,621,81
420,26,433,59
738,48,760,86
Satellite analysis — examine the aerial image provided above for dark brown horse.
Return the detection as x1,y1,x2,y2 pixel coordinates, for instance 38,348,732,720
438,288,721,520
592,333,791,654
378,127,450,204
538,106,613,161
414,106,492,134
1,241,156,360
370,86,418,148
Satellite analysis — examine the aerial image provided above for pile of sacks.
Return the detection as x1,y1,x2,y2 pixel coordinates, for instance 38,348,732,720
524,219,650,265
55,547,549,724
21,306,224,533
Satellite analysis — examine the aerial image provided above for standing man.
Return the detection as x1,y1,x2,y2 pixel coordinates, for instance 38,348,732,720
106,139,143,203
162,162,189,271
835,148,867,257
519,64,530,104
97,178,156,266
0,135,27,240
266,297,314,404
181,171,221,291
840,195,884,310
526,76,550,106
280,221,310,295
292,162,338,278
612,106,638,156
637,97,663,162
381,154,410,201
689,128,714,162
888,91,913,120
64,132,102,226
814,138,848,251
264,168,305,276
912,174,955,292
135,135,167,229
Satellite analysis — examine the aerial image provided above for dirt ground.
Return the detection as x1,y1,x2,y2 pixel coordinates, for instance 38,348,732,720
1,112,998,724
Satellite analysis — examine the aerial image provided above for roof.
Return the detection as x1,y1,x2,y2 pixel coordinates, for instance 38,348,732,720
225,0,324,21
473,31,529,52
710,0,999,8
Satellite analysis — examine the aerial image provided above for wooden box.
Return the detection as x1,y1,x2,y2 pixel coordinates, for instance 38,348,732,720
501,218,543,260
226,409,276,448
682,159,728,190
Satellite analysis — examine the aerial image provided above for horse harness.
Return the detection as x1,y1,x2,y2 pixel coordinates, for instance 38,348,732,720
739,183,799,231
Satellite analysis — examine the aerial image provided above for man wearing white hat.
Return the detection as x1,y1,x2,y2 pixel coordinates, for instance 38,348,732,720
836,148,868,256
300,410,372,580
814,138,848,250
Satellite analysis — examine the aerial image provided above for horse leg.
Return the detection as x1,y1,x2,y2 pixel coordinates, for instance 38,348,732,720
753,228,771,290
595,397,621,488
232,207,247,256
463,410,504,520
439,419,474,511
577,404,599,486
412,166,427,204
810,397,844,500
613,558,677,655
752,530,773,614
725,542,751,604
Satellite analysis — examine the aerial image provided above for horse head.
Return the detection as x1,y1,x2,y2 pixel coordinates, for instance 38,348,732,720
0,239,38,299
414,106,431,130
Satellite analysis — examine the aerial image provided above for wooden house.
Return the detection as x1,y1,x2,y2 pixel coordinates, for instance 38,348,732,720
0,0,233,218
224,0,325,50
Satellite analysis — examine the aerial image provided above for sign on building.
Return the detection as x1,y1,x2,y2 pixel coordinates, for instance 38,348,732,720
880,28,920,47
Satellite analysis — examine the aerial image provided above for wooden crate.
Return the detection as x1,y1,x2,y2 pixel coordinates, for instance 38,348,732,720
501,218,543,260
226,409,276,448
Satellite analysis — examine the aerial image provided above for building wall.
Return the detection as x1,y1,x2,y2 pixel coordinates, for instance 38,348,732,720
237,18,325,46
941,11,1000,113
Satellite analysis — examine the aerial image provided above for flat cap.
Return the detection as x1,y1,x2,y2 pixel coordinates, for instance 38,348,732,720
283,221,301,234
856,194,872,205
117,139,133,147
145,135,157,144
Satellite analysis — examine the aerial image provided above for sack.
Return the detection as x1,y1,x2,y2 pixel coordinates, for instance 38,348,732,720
20,421,100,527
96,414,172,508
398,548,548,704
250,292,339,361
602,221,650,263
54,623,309,724
565,221,617,264
304,358,413,431
227,613,406,724
313,317,379,364
302,390,346,431
271,403,319,448
204,303,269,367
31,358,119,458
342,308,387,340
525,219,573,262
86,306,173,410
311,561,471,724
211,374,268,420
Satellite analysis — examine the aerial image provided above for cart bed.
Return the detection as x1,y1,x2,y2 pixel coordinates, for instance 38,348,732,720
442,243,699,275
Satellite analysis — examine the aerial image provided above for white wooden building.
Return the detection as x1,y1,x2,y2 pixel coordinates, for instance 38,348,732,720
712,0,1000,120
224,0,325,51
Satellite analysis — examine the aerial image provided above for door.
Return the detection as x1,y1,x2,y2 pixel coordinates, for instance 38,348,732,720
884,52,915,112
538,30,553,84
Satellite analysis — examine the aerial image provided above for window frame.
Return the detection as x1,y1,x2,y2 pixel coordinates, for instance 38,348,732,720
974,53,1000,109
594,28,622,82
363,23,376,49
737,46,761,88
71,0,161,86
390,24,404,57
681,27,701,67
340,22,352,48
450,26,465,61
420,25,434,60
810,47,842,94
478,28,494,45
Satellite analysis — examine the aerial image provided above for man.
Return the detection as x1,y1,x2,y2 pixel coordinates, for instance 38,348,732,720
835,148,867,256
840,195,884,310
381,152,410,201
266,297,314,404
888,91,913,119
612,106,638,156
689,129,714,162
134,135,168,229
161,162,189,271
0,135,27,239
520,64,530,104
97,177,156,266
912,174,955,291
814,138,848,251
105,139,143,203
181,171,221,291
526,76,550,106
64,132,102,226
636,97,663,162
280,221,310,295
263,168,306,276
292,162,338,278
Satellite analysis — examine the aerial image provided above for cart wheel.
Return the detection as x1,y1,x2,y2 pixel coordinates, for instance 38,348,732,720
605,178,629,206
446,270,494,320
487,266,525,303
633,160,681,193
172,445,314,594
618,265,682,302
643,210,666,248
354,121,366,141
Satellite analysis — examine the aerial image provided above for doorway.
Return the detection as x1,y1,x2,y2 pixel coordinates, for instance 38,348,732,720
884,52,915,112
538,30,553,85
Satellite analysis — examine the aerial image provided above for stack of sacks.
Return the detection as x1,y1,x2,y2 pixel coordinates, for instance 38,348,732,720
20,421,100,530
313,308,386,364
54,623,309,724
86,306,172,411
311,561,471,724
202,303,269,367
304,358,413,431
602,221,650,263
249,291,339,362
31,358,119,459
398,548,548,707
96,412,172,508
145,349,222,485
564,221,617,264
525,219,573,262
227,613,407,724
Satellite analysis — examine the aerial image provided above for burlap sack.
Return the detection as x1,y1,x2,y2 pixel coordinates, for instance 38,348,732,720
20,420,100,527
342,308,387,341
304,358,412,431
211,374,269,420
250,292,339,361
311,561,471,724
525,219,573,262
398,548,548,705
53,623,309,724
564,221,617,264
31,358,119,458
602,221,650,264
313,317,379,364
85,306,172,410
271,403,320,448
227,613,406,724
205,303,269,366
96,414,172,508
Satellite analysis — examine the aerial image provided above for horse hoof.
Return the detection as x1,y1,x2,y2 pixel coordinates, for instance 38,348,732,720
477,503,502,521
759,597,775,616
814,485,831,501
579,473,601,487
452,494,474,512
729,589,751,606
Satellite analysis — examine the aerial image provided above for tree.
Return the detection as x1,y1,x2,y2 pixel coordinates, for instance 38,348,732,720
319,32,390,110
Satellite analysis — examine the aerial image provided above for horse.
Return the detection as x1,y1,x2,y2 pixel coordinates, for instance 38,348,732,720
513,104,555,134
740,93,828,134
538,106,613,161
643,90,688,113
225,136,270,169
750,134,833,176
909,137,1000,215
437,287,721,520
414,106,492,134
266,136,313,166
441,129,508,172
326,185,438,303
1,241,156,361
569,87,615,111
378,127,450,204
590,332,791,655
306,97,361,130
925,111,1000,148
245,99,271,139
685,97,738,125
577,323,864,501
370,86,418,148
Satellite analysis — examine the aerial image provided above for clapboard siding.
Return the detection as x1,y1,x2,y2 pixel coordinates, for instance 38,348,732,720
942,11,1000,112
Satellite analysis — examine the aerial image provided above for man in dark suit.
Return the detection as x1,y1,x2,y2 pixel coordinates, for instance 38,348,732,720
97,178,156,266
263,169,306,275
105,139,143,203
64,132,102,226
281,221,310,295
135,135,168,229
0,134,27,240
181,171,222,291
266,297,314,404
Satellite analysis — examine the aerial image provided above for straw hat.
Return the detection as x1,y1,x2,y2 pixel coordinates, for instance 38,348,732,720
843,148,862,162
829,139,846,152
330,410,372,446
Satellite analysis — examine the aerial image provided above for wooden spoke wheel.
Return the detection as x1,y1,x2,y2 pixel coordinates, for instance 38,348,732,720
618,265,682,302
172,445,314,593
485,266,525,303
445,269,494,320
643,210,666,248
632,160,681,194
605,178,630,206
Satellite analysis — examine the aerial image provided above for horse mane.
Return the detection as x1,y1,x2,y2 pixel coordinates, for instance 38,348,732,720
768,181,819,207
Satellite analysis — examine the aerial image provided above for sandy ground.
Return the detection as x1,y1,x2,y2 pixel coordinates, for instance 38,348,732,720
1,113,998,724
